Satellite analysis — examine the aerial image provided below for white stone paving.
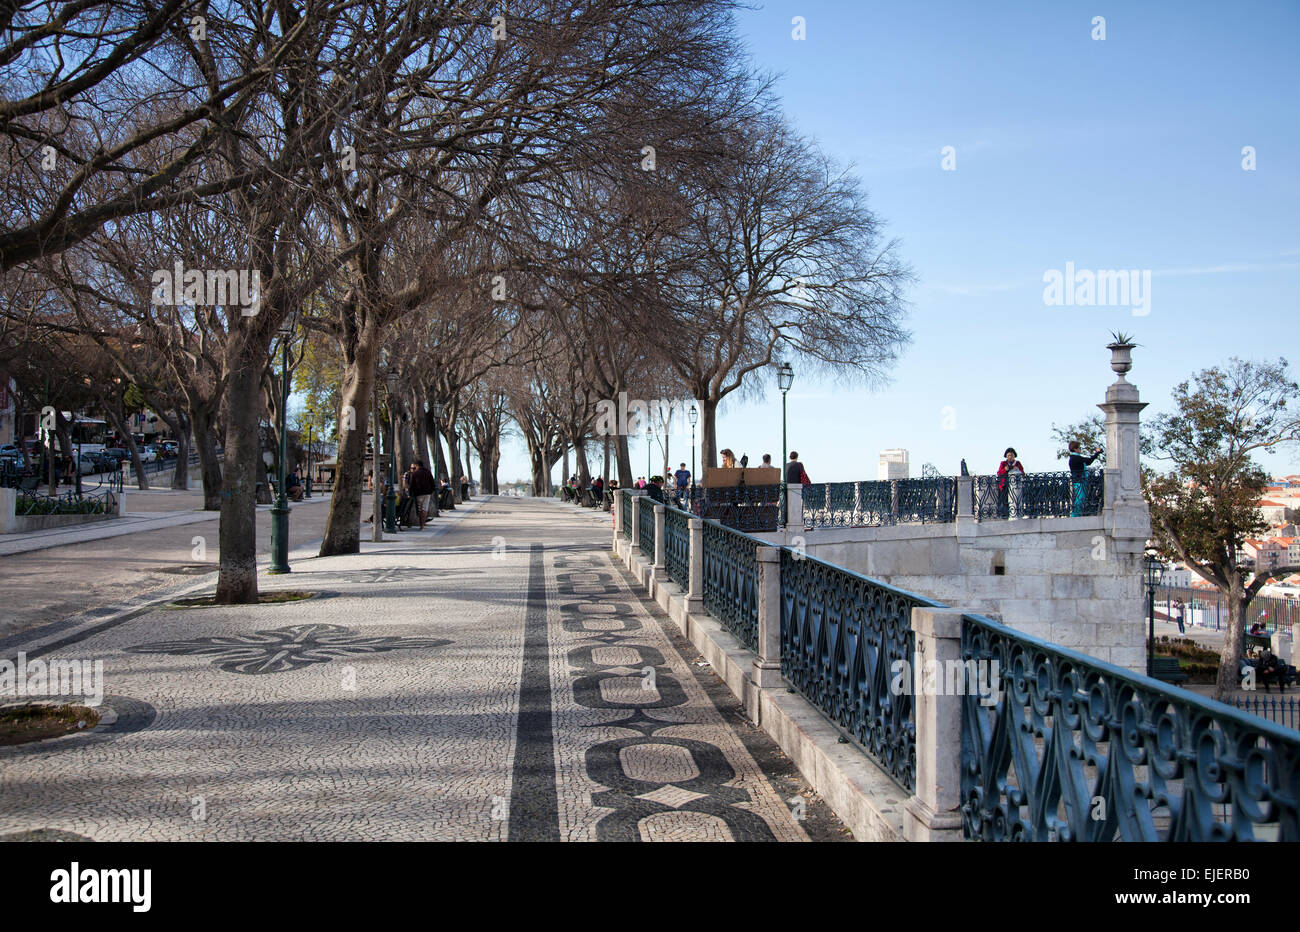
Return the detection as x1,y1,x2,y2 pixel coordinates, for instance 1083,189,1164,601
0,497,809,841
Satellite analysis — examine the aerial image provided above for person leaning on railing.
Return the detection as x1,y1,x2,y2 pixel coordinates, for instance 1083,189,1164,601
1066,440,1101,517
996,448,1024,518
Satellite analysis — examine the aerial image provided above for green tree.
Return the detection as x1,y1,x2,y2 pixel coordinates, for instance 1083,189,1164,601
1050,414,1107,467
293,333,343,442
1143,358,1300,699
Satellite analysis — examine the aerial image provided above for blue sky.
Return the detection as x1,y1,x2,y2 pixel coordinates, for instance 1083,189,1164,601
500,0,1300,485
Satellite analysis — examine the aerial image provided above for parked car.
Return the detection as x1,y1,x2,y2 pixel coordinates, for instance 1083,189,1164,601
138,446,158,463
159,441,179,458
0,444,25,469
98,447,128,467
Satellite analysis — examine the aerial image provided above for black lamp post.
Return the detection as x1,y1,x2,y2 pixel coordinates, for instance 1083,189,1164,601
688,403,698,502
1145,552,1161,677
383,371,399,533
778,362,794,526
305,424,312,498
269,317,293,574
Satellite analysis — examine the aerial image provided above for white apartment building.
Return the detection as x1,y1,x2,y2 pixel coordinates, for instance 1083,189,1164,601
878,448,909,481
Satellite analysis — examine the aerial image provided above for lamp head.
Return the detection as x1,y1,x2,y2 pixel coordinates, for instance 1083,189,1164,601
687,404,698,427
777,362,794,393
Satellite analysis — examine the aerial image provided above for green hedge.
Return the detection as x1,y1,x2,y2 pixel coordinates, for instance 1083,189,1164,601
16,496,109,516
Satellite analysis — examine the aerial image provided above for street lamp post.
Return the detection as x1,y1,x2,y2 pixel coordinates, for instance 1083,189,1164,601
305,425,312,498
778,362,794,527
269,320,293,574
688,404,698,505
383,372,399,533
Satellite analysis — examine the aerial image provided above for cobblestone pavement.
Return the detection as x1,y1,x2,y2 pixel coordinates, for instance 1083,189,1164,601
0,497,839,841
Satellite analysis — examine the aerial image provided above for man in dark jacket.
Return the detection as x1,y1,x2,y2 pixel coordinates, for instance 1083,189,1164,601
785,452,808,485
407,460,436,530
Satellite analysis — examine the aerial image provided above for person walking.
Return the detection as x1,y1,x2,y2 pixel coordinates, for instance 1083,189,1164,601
1065,440,1102,517
407,459,436,530
996,447,1025,518
1172,598,1186,635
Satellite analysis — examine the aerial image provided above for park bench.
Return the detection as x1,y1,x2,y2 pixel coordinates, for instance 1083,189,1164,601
1152,657,1188,685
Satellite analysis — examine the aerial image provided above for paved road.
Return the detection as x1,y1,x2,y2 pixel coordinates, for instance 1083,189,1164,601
0,497,843,841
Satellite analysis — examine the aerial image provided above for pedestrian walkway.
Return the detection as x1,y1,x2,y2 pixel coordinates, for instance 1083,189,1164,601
0,497,832,841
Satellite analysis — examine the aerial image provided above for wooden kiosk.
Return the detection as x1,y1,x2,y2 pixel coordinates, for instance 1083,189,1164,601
702,466,781,531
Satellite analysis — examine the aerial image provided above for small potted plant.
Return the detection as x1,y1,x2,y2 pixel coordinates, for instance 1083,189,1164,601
1106,330,1138,378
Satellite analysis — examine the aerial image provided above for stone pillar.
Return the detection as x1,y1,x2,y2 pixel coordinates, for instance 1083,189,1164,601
787,484,803,532
687,517,704,613
954,475,975,538
613,489,623,542
0,486,14,534
1097,342,1151,558
903,607,967,842
653,503,665,569
752,546,783,687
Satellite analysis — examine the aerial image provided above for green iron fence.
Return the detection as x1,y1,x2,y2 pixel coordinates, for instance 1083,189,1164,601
664,504,690,590
779,550,939,792
962,611,1300,841
702,519,760,653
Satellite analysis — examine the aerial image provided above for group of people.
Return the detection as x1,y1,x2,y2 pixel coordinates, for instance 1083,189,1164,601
991,442,1101,518
362,460,444,529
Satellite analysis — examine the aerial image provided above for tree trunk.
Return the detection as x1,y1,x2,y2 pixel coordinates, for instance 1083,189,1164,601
1214,577,1249,700
214,331,266,604
319,337,377,556
193,406,223,510
171,411,191,490
575,442,591,488
615,432,632,487
700,396,719,483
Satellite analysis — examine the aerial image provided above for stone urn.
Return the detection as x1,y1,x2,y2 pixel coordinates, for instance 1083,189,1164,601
1107,339,1136,380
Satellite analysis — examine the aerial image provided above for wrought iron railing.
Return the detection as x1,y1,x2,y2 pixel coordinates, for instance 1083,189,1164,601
665,504,690,590
698,484,780,532
621,491,633,541
638,493,655,555
961,612,1300,841
780,551,938,792
895,476,958,523
702,520,760,652
973,470,1102,520
1233,695,1300,732
16,487,117,517
802,480,893,528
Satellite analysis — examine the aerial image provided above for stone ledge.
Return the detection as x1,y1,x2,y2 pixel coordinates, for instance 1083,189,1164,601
617,545,911,843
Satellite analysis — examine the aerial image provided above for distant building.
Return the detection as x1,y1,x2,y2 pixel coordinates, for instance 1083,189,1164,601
878,449,909,481
1259,499,1289,523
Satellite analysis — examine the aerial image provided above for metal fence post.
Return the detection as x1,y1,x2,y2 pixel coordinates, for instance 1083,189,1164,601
903,606,967,842
688,517,704,611
890,479,900,522
654,503,666,569
753,546,783,688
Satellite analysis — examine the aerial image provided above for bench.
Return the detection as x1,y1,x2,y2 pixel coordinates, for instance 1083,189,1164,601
1152,656,1188,685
